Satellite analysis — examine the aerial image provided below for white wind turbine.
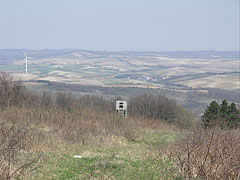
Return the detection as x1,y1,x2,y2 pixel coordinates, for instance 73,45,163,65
23,51,28,73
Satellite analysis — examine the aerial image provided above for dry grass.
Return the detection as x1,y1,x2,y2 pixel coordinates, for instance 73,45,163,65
2,104,239,179
0,106,138,151
0,105,181,179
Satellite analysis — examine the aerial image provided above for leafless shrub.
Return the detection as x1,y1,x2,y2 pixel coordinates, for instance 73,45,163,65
55,92,75,112
168,128,240,180
77,95,115,113
54,108,136,145
0,104,136,148
128,93,194,128
128,93,178,122
0,122,40,180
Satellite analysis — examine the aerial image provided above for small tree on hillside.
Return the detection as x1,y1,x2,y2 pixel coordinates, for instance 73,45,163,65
202,101,220,127
219,100,230,118
202,100,240,128
226,102,240,128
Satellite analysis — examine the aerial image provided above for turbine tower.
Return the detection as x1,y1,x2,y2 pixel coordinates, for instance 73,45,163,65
23,51,28,73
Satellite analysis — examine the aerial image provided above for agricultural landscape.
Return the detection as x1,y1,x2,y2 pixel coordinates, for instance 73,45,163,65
1,49,239,90
1,0,239,178
0,49,239,114
0,49,239,179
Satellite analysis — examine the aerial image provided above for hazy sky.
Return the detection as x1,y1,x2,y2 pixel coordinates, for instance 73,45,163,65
0,0,239,51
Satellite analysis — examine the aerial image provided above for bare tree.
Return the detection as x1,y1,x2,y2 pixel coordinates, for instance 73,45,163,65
128,93,178,122
0,73,25,109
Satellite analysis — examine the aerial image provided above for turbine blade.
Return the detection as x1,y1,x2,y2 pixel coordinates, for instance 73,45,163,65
23,51,27,59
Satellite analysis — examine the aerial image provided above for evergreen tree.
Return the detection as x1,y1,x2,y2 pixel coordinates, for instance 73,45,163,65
220,100,230,119
227,102,240,128
230,102,238,113
202,101,220,127
202,100,240,128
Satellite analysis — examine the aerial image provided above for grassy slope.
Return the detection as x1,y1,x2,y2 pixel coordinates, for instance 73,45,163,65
28,128,181,180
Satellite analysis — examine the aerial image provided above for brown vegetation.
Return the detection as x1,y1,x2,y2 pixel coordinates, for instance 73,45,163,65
1,73,239,179
128,93,194,128
165,128,240,180
0,122,40,180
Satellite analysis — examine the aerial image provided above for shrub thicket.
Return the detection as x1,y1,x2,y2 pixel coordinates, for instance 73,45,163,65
128,93,194,127
128,93,177,121
168,128,240,179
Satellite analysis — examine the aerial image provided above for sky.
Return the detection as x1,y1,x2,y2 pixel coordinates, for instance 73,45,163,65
0,0,239,51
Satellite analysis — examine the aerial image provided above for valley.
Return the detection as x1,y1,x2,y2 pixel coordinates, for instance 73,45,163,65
0,49,239,90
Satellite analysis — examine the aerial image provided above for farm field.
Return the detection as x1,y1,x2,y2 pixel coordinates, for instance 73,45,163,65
176,73,239,90
0,49,239,91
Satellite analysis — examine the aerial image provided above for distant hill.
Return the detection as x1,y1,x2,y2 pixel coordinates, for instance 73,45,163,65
0,49,239,62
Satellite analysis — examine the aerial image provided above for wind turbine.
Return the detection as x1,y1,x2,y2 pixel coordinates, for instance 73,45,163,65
23,51,28,73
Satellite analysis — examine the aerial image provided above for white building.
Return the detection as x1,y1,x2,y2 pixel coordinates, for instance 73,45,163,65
116,101,127,116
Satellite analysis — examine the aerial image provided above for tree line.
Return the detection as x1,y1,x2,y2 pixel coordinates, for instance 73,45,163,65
0,73,193,127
